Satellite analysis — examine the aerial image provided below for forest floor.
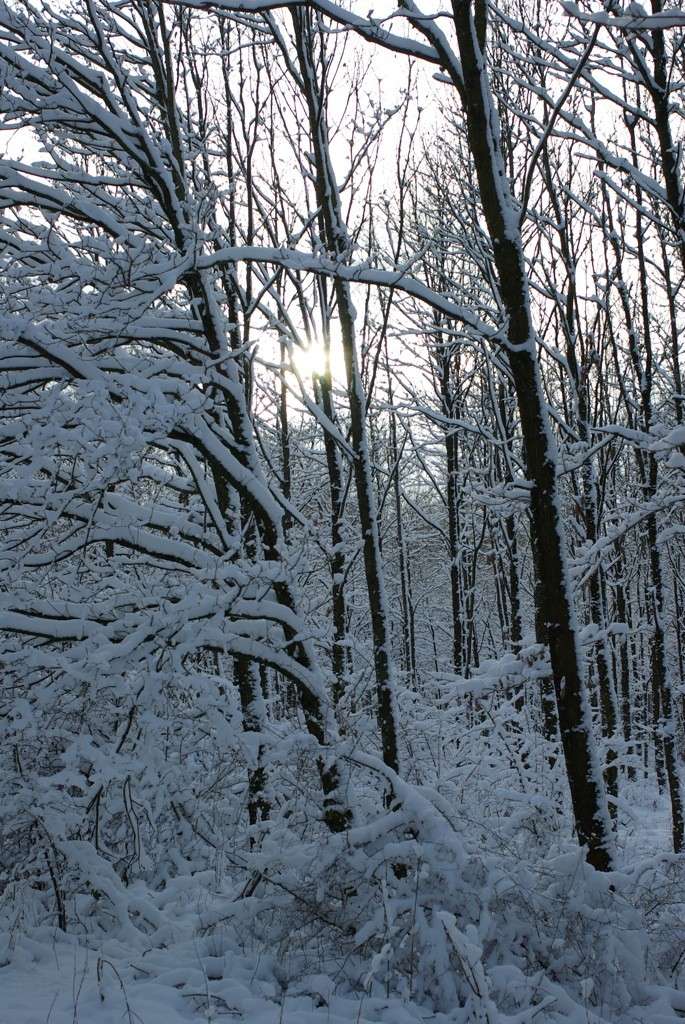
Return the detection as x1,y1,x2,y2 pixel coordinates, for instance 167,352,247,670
2,783,684,1024
1,921,454,1024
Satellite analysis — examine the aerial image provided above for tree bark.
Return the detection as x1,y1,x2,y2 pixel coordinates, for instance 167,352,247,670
450,0,612,869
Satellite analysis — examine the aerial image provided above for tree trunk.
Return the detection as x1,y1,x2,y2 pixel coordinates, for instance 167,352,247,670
450,0,612,869
292,10,402,785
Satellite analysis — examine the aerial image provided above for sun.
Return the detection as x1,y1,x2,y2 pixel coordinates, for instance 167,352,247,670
292,340,329,379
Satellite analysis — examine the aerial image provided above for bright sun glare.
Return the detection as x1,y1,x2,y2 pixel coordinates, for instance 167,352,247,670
292,340,329,379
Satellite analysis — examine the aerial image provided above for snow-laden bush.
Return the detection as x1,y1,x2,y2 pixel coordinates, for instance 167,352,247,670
3,648,685,1022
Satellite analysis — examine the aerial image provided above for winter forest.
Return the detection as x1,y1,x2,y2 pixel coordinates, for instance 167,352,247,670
4,0,685,1020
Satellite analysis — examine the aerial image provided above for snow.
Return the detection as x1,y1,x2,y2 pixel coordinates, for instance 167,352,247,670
0,925,454,1024
2,783,684,1023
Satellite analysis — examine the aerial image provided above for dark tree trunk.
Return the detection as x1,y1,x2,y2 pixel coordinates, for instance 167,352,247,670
450,0,612,870
292,10,402,785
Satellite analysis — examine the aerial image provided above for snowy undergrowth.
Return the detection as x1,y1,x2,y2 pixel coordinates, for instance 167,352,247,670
2,664,684,1023
2,764,685,1024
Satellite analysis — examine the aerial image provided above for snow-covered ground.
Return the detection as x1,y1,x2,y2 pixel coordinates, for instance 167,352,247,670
3,785,685,1024
1,927,451,1024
